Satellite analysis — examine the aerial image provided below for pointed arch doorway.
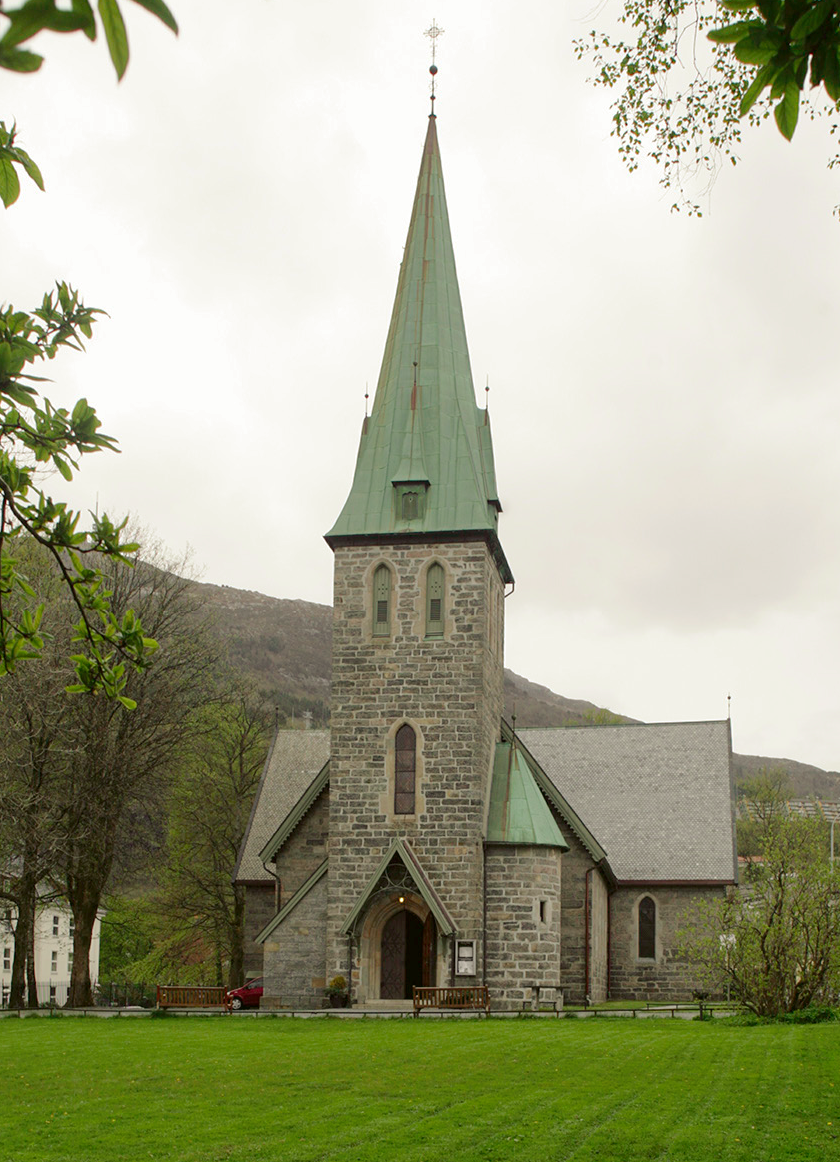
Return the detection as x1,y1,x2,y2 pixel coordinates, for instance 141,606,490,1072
380,909,437,1000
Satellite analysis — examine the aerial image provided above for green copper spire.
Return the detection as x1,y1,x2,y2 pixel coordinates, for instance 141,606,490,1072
326,114,512,584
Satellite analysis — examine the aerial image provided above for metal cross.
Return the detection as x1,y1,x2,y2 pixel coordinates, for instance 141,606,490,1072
425,19,444,109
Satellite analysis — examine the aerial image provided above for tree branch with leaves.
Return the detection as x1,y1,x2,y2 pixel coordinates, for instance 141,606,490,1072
1,0,178,696
575,0,840,214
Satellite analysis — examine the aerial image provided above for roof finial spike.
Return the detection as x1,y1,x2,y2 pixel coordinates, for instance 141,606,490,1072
424,19,444,115
364,381,369,417
727,692,732,721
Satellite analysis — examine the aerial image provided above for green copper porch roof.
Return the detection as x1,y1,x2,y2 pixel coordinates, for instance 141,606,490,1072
326,114,510,581
486,741,569,849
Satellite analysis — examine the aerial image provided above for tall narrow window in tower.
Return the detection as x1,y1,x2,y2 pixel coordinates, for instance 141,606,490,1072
394,724,416,814
638,896,656,959
373,564,392,637
425,563,444,638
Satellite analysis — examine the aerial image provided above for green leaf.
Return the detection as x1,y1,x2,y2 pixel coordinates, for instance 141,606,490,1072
735,40,779,65
740,63,777,114
0,45,44,72
774,81,801,139
791,1,833,39
719,0,759,10
708,21,762,43
130,0,178,34
823,46,840,100
98,0,129,79
0,157,21,208
16,148,45,191
71,0,98,40
55,457,74,481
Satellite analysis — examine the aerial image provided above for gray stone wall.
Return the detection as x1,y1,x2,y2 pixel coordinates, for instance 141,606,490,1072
274,789,330,909
262,872,328,1010
242,884,275,979
485,845,562,1010
326,539,506,992
608,885,728,1000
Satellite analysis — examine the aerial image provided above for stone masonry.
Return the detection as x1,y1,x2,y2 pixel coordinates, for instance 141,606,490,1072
326,538,505,996
608,885,727,1000
485,845,562,1010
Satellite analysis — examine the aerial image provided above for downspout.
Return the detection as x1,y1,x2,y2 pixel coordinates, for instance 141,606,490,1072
261,860,282,912
346,933,354,1006
584,867,592,1003
482,841,488,988
606,886,612,998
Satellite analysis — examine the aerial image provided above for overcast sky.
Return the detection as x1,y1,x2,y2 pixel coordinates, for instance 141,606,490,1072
4,0,840,773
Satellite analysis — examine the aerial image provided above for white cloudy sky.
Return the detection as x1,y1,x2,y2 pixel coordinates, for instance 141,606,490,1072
3,0,839,772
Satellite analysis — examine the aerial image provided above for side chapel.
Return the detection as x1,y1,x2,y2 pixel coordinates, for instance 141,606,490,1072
234,102,737,1009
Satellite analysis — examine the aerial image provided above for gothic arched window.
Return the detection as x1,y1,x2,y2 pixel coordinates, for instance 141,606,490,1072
394,724,416,814
425,563,444,638
373,564,392,637
638,896,656,959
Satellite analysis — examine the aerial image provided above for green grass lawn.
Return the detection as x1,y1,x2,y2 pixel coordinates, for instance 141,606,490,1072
1,1016,837,1162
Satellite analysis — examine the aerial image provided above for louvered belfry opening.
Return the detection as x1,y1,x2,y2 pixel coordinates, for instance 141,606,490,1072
394,724,416,814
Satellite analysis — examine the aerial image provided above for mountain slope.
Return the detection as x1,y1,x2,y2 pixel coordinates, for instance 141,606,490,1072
198,581,840,798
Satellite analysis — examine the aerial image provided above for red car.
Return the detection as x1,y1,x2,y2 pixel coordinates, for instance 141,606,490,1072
226,977,263,1010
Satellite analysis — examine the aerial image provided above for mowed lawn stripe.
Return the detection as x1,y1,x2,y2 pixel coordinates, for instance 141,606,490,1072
1,1018,839,1162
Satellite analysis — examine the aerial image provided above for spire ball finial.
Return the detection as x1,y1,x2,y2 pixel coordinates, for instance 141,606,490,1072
424,19,444,113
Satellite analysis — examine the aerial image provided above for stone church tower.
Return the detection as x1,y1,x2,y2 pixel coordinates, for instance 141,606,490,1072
324,111,523,1001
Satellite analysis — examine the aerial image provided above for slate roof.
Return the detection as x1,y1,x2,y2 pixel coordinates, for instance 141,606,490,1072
233,729,330,883
519,721,736,883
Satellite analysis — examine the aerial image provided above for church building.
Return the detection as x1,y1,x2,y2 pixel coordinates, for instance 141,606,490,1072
234,103,737,1010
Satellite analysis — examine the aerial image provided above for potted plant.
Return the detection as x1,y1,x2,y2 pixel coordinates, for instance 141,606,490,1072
325,975,349,1008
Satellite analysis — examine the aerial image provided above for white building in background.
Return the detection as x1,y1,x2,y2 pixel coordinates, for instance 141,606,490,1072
1,898,102,1007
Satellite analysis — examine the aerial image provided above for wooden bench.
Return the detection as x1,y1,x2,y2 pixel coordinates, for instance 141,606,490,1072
412,986,489,1016
156,985,232,1012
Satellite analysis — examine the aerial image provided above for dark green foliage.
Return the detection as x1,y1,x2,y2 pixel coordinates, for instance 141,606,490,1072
0,0,177,80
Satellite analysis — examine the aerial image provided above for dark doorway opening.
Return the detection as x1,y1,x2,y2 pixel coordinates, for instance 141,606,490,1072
380,910,436,999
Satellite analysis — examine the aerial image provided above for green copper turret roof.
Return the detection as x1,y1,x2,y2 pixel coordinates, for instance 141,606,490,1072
486,740,569,849
326,114,512,583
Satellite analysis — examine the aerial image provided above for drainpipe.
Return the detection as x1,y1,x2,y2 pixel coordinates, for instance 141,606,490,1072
584,867,592,1003
482,841,488,988
346,933,354,1006
606,885,612,998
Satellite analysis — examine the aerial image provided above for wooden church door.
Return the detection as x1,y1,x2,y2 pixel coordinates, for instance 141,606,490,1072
380,910,434,998
380,911,406,999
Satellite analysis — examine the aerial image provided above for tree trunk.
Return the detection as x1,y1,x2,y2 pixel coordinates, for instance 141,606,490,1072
25,911,38,1009
227,885,246,989
67,891,99,1007
8,894,29,1010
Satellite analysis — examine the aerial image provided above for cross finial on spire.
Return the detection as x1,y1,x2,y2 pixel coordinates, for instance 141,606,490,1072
425,19,444,114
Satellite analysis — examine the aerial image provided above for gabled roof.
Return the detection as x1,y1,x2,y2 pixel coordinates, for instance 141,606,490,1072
234,729,330,883
339,838,456,936
487,741,569,849
519,721,737,883
258,760,330,864
501,721,608,866
325,114,512,584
